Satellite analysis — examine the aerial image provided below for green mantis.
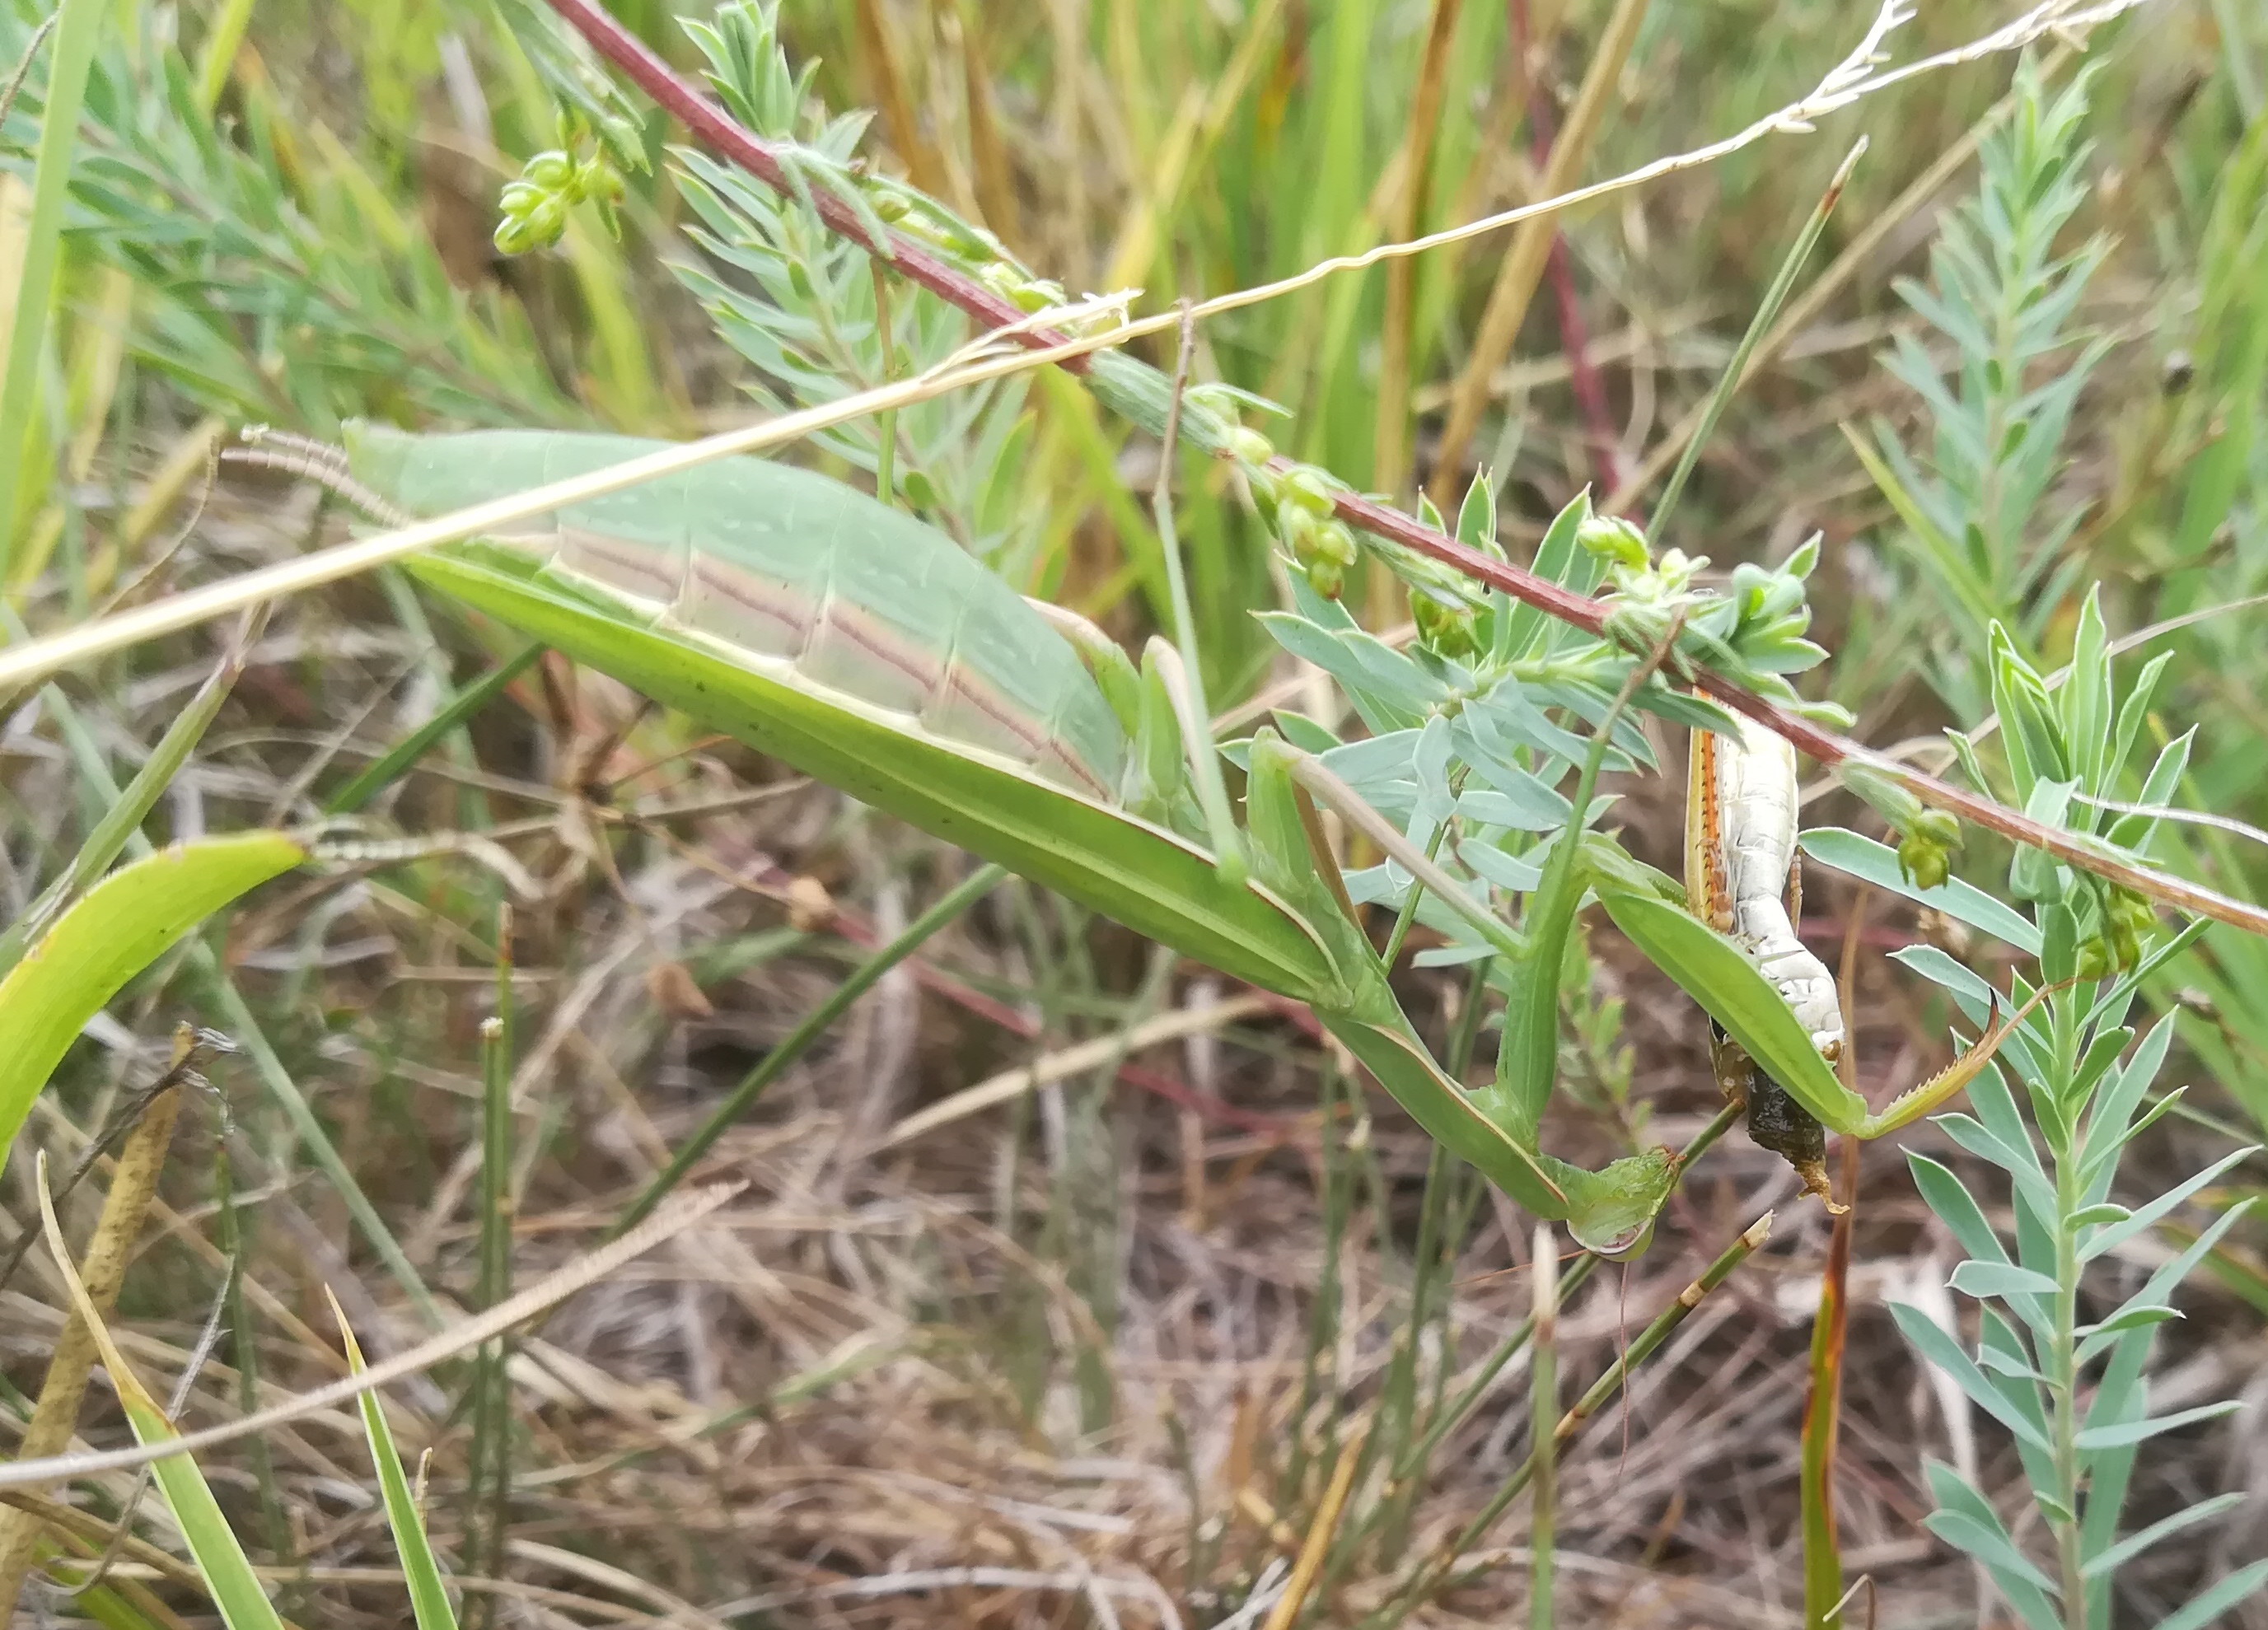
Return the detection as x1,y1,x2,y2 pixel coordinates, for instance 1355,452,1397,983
237,423,2037,1255
239,423,1685,1254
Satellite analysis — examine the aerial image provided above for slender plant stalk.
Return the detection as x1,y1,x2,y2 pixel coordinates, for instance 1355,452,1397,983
611,862,1008,1235
1528,1224,1560,1630
1648,138,1867,540
1367,1210,1774,1628
1801,1136,1859,1625
325,642,543,815
0,1068,183,1617
464,910,517,1630
1262,1422,1369,1630
1803,890,1872,1625
0,0,103,579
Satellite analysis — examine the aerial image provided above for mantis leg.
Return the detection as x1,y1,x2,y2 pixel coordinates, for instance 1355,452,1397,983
1242,729,1676,1259
1850,982,2062,1138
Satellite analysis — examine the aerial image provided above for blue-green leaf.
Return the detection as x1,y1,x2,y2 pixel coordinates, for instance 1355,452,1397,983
2074,1399,2240,1450
2079,1148,2256,1262
2153,1561,2268,1630
1890,1303,2051,1450
1948,1260,2059,1299
1799,828,2041,954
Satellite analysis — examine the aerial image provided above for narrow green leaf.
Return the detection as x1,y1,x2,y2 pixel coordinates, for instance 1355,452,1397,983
2074,1305,2180,1341
1922,1462,2062,1630
1890,1303,2051,1450
1907,1154,2011,1269
2074,1399,2240,1450
331,1296,461,1630
1947,1260,2059,1299
2153,1560,2268,1630
2079,1148,2256,1262
1921,1511,2060,1595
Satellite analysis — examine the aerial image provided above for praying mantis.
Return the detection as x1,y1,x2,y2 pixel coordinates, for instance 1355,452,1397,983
236,424,2038,1253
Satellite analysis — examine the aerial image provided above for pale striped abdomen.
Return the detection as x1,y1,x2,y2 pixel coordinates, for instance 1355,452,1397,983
347,427,1129,805
1689,712,1844,1058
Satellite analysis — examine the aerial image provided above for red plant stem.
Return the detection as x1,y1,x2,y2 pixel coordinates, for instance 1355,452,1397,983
540,0,2268,942
548,0,1078,359
1509,0,1627,495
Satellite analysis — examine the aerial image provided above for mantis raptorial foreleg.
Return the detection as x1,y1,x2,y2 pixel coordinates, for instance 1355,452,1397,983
1239,728,1676,1259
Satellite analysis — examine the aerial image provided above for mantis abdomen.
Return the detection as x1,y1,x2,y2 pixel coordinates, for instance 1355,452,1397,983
344,425,1131,806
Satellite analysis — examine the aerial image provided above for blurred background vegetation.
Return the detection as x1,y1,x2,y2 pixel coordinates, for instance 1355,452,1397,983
0,0,2264,1623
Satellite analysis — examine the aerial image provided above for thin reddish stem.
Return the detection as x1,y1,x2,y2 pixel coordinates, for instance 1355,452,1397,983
1510,0,1628,495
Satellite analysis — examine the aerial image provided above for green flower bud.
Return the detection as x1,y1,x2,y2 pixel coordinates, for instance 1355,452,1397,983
1277,504,1319,563
1412,594,1480,659
1228,426,1275,467
1896,829,1953,891
583,160,625,204
1305,557,1344,599
1578,514,1648,568
1313,520,1359,567
1281,464,1341,517
523,149,575,189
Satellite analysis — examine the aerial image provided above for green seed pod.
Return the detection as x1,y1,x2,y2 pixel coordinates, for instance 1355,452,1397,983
1281,464,1341,517
2076,936,2115,982
1277,505,1319,563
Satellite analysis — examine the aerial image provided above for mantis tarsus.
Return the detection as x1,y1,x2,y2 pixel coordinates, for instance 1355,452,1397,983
236,423,2038,1253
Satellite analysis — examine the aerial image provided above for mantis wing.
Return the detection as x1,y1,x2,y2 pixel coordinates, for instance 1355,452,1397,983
351,426,1339,1002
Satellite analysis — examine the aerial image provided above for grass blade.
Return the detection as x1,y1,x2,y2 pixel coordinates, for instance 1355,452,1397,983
324,642,543,816
31,1156,286,1630
0,0,102,577
612,861,1007,1235
330,1294,462,1630
1647,138,1866,539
